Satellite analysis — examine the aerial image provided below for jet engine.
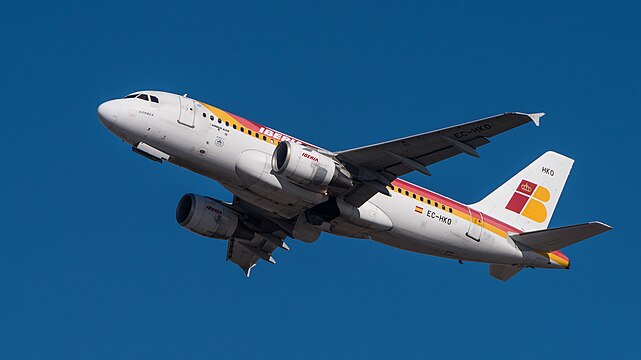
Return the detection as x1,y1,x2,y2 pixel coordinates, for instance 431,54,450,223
176,193,253,240
271,141,352,190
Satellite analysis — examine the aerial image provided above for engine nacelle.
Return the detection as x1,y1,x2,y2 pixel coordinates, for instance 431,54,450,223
271,141,352,190
176,193,252,240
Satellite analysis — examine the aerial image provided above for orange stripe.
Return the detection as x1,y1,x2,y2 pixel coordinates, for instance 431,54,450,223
199,101,318,148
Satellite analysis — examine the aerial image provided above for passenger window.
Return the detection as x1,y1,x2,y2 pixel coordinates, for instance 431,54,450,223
420,196,424,201
442,205,446,210
412,194,416,199
248,130,252,135
233,124,237,129
255,133,259,138
397,188,402,193
449,208,453,213
405,191,409,196
202,113,206,118
427,199,431,204
150,95,159,103
137,94,149,101
263,136,267,140
225,121,229,126
210,115,215,121
218,119,222,124
435,202,439,207
240,127,244,132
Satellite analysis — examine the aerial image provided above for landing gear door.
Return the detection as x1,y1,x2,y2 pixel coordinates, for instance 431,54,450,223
178,96,195,127
466,208,483,241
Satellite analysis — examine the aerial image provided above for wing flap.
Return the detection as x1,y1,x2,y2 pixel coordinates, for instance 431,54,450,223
227,234,283,277
227,240,261,276
224,196,293,276
510,222,612,252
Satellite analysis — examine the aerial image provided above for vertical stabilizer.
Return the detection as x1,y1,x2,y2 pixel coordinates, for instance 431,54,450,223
471,152,574,232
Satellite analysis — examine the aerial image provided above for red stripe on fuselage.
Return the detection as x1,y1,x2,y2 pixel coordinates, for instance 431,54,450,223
391,178,569,261
225,110,317,148
392,178,522,234
226,112,261,132
393,178,468,214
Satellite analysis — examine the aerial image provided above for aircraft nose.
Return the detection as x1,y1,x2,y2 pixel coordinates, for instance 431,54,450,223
97,100,120,129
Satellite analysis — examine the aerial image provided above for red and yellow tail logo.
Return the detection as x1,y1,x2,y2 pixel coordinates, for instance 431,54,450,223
505,180,550,223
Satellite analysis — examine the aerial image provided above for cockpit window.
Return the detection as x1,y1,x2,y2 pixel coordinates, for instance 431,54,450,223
124,93,158,102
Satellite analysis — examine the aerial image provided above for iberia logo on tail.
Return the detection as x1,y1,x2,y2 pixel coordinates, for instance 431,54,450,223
505,180,550,222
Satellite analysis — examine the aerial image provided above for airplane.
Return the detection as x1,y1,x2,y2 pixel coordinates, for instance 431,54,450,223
97,90,611,281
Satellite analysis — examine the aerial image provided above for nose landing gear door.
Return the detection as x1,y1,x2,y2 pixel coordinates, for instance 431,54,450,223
178,96,195,127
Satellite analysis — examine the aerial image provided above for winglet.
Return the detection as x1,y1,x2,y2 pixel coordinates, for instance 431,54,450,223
527,112,545,127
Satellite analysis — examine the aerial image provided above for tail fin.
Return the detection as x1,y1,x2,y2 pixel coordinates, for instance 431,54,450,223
472,151,574,232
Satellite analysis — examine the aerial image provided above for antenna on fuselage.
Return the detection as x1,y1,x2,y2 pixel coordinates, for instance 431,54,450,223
183,93,188,97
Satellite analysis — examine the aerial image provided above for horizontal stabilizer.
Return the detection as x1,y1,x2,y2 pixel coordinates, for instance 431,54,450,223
489,264,523,281
510,222,612,252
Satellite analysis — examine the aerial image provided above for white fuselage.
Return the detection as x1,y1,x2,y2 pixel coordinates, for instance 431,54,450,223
97,91,565,269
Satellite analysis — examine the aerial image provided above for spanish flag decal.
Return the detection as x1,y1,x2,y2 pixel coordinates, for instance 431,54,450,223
505,180,549,223
415,206,424,214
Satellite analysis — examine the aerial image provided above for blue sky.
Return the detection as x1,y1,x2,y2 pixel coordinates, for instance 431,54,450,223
1,1,639,358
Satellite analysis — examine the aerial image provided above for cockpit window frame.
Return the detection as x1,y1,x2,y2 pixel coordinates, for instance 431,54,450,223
124,93,159,103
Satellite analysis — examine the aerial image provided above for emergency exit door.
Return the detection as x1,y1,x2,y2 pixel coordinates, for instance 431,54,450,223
178,96,195,127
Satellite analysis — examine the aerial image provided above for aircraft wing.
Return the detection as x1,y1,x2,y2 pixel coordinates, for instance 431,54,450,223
227,233,288,276
225,196,291,276
336,112,543,206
